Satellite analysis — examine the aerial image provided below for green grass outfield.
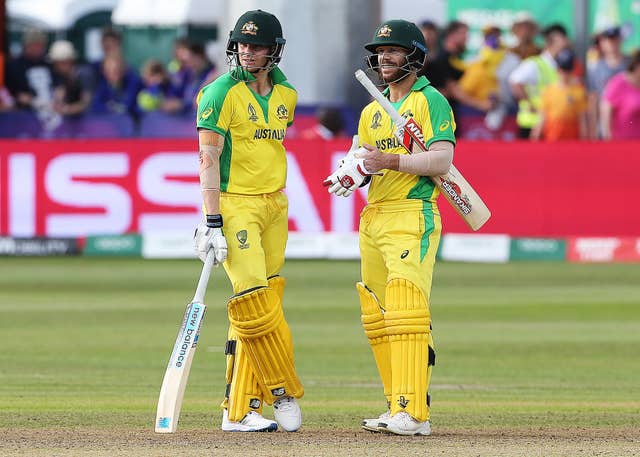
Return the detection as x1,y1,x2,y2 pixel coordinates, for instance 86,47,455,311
1,258,640,450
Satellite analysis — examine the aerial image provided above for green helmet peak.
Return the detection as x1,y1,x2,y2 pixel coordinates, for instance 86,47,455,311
365,19,426,54
226,10,286,77
364,19,427,76
228,10,285,47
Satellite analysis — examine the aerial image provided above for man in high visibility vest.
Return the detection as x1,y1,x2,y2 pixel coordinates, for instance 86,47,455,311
509,23,569,139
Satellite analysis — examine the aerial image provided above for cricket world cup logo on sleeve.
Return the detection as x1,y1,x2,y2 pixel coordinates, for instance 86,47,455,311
169,303,205,369
371,111,382,129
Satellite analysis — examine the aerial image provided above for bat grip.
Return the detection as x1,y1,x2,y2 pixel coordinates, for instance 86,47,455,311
193,250,215,303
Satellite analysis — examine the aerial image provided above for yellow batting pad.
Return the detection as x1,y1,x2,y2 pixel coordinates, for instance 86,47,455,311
267,276,286,301
268,276,293,354
357,282,391,402
228,287,303,404
221,327,267,422
385,278,431,422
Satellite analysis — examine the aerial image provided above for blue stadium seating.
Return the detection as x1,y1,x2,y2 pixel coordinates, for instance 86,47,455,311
49,113,135,139
138,112,196,138
0,111,42,138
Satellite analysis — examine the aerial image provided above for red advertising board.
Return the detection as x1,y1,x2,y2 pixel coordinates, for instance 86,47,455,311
0,139,638,237
567,237,640,262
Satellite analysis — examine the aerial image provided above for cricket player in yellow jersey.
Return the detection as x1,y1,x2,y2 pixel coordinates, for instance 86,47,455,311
193,9,303,433
324,20,456,436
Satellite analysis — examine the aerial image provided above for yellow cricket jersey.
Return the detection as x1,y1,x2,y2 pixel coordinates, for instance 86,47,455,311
358,76,456,204
196,67,296,194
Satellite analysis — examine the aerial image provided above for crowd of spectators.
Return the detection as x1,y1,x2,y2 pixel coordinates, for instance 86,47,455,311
1,27,217,136
1,18,639,141
418,15,640,141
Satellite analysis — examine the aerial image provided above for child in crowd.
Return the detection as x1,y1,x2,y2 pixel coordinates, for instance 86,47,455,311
533,48,587,141
137,59,180,113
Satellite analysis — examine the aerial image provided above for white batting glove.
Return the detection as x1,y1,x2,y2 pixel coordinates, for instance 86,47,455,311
194,215,228,265
337,135,360,167
323,135,372,197
324,157,374,197
322,135,359,195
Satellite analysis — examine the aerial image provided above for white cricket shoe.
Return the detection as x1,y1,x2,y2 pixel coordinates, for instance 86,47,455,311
221,410,277,432
361,410,391,432
378,412,431,436
273,396,302,432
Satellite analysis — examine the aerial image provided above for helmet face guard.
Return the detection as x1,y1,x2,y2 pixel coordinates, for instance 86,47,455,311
225,9,285,80
365,40,427,85
363,20,427,85
225,37,286,79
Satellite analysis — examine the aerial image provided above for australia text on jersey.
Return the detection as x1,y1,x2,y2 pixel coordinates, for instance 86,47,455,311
253,128,286,140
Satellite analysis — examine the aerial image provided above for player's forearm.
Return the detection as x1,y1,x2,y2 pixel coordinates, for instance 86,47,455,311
198,130,223,215
199,154,221,214
398,141,454,176
200,189,220,215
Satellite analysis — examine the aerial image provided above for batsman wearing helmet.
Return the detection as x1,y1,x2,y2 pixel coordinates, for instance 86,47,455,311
324,20,456,435
193,9,303,432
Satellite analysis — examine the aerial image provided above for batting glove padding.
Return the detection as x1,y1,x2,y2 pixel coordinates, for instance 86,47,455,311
323,155,373,197
338,134,360,168
194,220,228,265
323,135,370,197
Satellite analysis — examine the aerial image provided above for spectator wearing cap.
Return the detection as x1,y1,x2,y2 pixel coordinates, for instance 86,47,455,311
532,48,587,141
421,20,493,117
510,13,542,60
49,40,91,117
5,29,53,110
587,26,629,139
419,20,440,63
509,23,569,139
600,49,640,140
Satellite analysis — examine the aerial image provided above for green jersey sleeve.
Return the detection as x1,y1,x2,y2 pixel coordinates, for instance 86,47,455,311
196,77,236,135
423,88,456,148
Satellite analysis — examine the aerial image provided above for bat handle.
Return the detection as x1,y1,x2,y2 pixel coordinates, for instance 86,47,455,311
354,69,406,127
193,250,215,303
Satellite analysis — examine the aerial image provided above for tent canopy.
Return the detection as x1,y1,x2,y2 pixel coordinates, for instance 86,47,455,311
112,0,222,26
8,0,118,29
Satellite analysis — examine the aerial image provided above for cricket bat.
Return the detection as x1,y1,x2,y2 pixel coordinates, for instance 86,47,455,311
355,70,491,231
155,250,215,433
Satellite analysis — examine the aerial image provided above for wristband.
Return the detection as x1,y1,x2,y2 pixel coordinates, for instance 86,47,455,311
206,214,223,228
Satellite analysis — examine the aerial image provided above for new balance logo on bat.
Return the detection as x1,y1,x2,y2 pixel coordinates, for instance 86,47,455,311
172,304,204,368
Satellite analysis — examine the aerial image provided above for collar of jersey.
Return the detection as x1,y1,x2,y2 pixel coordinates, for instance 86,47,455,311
382,75,431,97
230,66,288,84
